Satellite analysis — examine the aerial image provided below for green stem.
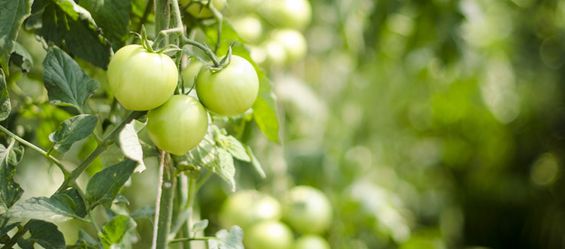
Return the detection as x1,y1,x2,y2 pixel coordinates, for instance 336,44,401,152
56,111,144,193
136,0,154,34
169,236,216,244
0,125,69,177
152,151,176,249
155,0,171,47
181,37,220,66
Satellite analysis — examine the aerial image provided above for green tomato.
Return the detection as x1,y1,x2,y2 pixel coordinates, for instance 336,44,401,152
271,29,307,63
196,55,259,116
263,41,287,66
283,186,332,234
220,190,281,229
260,0,312,30
107,45,177,111
182,0,226,19
294,235,331,249
147,95,208,155
232,16,263,43
245,221,293,249
181,59,203,90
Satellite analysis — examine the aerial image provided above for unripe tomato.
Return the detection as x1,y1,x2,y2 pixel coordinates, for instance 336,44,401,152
147,95,208,155
294,235,331,249
245,221,293,249
263,41,287,66
107,45,178,111
181,0,226,19
232,16,263,43
219,190,281,229
181,59,203,90
271,29,307,63
195,55,259,116
260,0,312,30
283,186,332,234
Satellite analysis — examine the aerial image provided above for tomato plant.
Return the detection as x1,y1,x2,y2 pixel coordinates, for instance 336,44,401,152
283,186,333,234
196,55,260,116
107,44,178,111
0,0,280,248
147,95,208,155
260,0,312,30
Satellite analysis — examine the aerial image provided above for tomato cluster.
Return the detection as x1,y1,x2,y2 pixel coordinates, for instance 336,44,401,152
227,0,311,67
107,45,259,155
220,186,332,249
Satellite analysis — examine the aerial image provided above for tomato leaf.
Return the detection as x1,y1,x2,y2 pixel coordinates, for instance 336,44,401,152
245,145,266,178
24,220,66,249
86,160,137,209
80,0,132,49
210,226,244,249
10,42,34,73
0,69,11,121
252,75,280,143
29,1,111,68
49,114,98,153
98,215,136,249
7,188,87,223
216,134,250,162
0,141,24,213
43,47,99,112
118,122,146,173
0,0,32,72
215,148,236,191
192,219,209,233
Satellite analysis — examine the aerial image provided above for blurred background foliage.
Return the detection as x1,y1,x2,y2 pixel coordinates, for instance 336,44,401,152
8,0,565,248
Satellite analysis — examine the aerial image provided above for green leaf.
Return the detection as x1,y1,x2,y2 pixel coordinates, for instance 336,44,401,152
216,134,250,162
49,114,98,153
0,0,32,71
192,219,209,234
0,141,24,213
98,215,136,249
212,226,244,249
86,160,136,208
252,75,280,142
43,47,99,112
66,229,99,249
203,22,280,142
245,145,266,178
215,148,236,192
7,188,87,223
24,219,65,249
79,0,132,48
118,122,145,173
0,69,10,121
10,42,34,73
31,2,111,68
53,0,96,24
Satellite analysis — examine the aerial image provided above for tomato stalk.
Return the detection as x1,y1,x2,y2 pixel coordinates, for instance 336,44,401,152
0,125,69,177
152,151,176,249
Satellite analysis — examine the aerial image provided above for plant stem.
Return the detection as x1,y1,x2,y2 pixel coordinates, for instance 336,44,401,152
183,175,197,249
56,111,144,193
152,151,176,249
137,0,154,34
169,236,216,244
155,0,171,47
0,125,69,177
181,37,220,66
